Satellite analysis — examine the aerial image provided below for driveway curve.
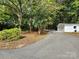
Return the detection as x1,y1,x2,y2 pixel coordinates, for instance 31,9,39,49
0,32,79,59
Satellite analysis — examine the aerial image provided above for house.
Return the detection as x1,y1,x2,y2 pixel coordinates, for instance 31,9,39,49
57,23,79,32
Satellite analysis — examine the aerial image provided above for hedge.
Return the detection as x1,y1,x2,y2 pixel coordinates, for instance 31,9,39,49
0,28,21,41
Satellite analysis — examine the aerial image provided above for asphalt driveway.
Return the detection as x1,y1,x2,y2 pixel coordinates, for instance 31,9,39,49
0,32,79,59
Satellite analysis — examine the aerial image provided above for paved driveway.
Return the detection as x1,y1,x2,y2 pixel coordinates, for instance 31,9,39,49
0,32,79,59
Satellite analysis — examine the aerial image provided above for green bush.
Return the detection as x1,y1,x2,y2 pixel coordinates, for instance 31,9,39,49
0,28,21,41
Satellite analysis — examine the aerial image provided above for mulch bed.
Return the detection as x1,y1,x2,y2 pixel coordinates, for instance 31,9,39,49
0,32,47,49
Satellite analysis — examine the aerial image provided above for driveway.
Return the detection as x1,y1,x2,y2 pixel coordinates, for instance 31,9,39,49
0,32,79,59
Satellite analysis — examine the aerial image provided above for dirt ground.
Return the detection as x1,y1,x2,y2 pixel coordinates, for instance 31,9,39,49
0,32,47,49
65,32,79,37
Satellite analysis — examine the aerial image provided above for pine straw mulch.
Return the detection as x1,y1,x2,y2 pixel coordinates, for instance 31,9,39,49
0,32,47,49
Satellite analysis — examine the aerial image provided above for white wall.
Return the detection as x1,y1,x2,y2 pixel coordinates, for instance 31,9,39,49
64,24,79,32
77,26,79,32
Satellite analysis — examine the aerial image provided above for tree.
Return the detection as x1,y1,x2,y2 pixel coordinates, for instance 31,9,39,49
72,0,79,23
56,0,79,23
32,0,63,34
25,0,39,32
0,0,28,30
0,5,10,23
0,0,63,33
0,5,11,30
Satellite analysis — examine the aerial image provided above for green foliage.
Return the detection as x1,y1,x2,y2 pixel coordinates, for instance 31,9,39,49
0,28,21,41
57,0,79,23
0,5,10,23
25,0,62,32
1,0,78,31
50,0,79,29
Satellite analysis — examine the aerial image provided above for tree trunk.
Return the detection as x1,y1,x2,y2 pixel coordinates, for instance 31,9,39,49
38,26,43,35
17,14,22,34
29,18,32,32
38,28,41,35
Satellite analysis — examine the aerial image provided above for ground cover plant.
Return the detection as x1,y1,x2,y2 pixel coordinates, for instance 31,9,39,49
0,28,21,41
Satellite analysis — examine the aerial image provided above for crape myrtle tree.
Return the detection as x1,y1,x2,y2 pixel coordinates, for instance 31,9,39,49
0,7,15,31
0,5,11,30
0,0,63,34
0,0,28,30
29,0,63,34
25,0,39,32
0,5,10,23
24,0,54,33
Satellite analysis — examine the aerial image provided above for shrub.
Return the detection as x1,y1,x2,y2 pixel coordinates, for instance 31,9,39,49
0,28,21,41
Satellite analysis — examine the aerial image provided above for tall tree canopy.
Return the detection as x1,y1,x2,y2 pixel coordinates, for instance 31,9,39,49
0,0,63,33
0,0,28,29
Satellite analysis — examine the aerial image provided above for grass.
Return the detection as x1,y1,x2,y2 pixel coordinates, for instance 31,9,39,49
0,32,47,49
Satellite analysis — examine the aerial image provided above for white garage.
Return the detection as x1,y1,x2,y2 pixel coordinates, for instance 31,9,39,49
57,23,79,32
